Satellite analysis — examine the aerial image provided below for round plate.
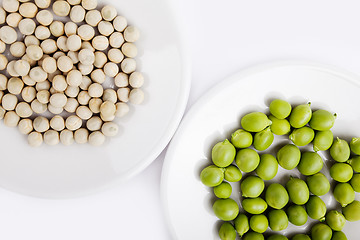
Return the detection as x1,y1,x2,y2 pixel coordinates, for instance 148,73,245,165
0,0,190,198
161,62,360,240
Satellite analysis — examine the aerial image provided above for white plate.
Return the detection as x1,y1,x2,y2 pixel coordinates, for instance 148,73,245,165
0,0,190,198
161,62,360,240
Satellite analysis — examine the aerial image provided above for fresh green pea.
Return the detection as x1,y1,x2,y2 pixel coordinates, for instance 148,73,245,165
297,151,323,176
311,223,332,240
348,156,360,172
289,103,312,128
242,197,268,214
326,210,346,231
219,222,237,240
342,200,360,221
241,176,265,198
234,213,249,237
250,214,268,233
287,205,307,226
267,235,288,240
254,127,274,151
313,130,334,152
231,129,253,148
286,177,309,205
291,234,311,240
256,154,278,180
289,127,315,146
269,99,292,119
306,196,326,220
268,209,288,231
306,172,330,196
330,163,353,182
200,165,224,187
265,183,289,209
330,138,350,163
350,137,360,155
213,198,239,221
214,182,232,199
243,232,264,240
224,165,242,182
235,148,260,172
241,112,271,132
333,183,355,207
277,144,301,170
212,139,236,167
309,109,336,131
350,174,360,192
331,231,348,240
268,115,291,135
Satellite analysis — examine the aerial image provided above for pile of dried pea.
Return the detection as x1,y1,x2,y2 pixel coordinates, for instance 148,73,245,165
200,99,360,240
0,0,144,146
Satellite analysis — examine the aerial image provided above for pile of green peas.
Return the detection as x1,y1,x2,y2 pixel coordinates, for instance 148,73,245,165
200,99,360,240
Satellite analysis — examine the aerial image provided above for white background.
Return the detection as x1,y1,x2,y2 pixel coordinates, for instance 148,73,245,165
2,0,360,239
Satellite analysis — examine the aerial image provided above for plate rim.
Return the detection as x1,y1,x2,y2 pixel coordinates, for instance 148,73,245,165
160,60,360,239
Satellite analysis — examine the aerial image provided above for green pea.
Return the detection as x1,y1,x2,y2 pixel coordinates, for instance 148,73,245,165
231,129,253,148
297,151,323,176
306,172,330,196
350,173,360,192
269,99,292,119
287,205,307,226
342,200,360,221
330,138,350,163
309,109,336,131
350,137,360,155
250,214,268,233
348,156,360,172
277,144,301,170
331,231,348,240
214,182,232,199
313,130,334,152
235,148,260,172
291,234,311,240
286,177,309,205
213,198,239,221
306,196,326,220
289,127,315,146
268,115,291,135
212,139,236,167
219,222,236,240
325,210,346,231
265,183,289,209
224,165,242,182
256,154,278,180
241,112,271,132
234,213,249,237
242,197,268,214
254,127,274,151
267,235,288,240
200,165,224,187
311,223,332,240
268,209,288,231
241,175,265,198
289,103,312,128
333,183,355,207
243,232,264,240
330,163,353,182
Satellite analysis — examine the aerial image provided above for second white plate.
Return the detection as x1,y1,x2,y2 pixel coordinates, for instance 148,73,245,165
161,62,360,240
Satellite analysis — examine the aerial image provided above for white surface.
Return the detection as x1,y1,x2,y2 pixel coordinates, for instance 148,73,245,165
0,0,190,198
3,0,360,239
162,62,360,240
